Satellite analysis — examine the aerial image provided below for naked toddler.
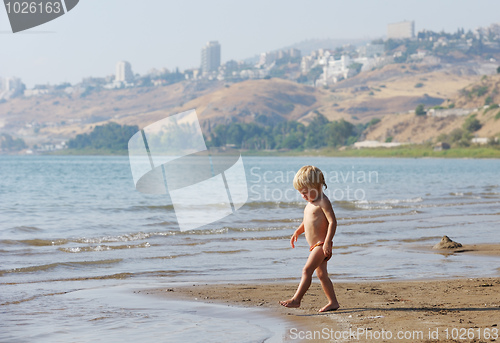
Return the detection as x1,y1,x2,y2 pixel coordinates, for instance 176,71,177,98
279,165,340,312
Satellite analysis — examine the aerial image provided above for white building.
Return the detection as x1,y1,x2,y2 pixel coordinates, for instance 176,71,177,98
0,76,25,99
258,52,277,67
427,108,473,117
301,55,317,74
471,137,489,145
115,61,134,83
318,55,356,86
354,141,404,148
289,48,301,58
4,77,23,92
387,21,415,39
201,41,221,74
358,43,385,57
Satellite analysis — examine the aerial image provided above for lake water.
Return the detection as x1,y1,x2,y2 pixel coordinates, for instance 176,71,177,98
1,156,499,342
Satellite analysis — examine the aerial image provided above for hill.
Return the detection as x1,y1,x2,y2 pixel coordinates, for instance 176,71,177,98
363,74,500,144
0,61,492,148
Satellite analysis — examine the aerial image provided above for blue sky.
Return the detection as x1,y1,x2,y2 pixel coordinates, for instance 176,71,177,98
1,0,499,87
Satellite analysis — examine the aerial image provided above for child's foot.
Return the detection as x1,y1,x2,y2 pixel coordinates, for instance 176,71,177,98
319,303,340,312
279,298,300,308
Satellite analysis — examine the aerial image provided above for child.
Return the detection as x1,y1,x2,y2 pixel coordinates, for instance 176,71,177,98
280,165,340,312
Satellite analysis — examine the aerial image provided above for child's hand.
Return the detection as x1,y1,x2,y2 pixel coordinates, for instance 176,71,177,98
323,241,332,260
290,233,299,248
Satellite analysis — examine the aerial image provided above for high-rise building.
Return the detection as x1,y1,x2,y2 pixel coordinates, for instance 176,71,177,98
115,61,134,83
201,41,221,73
4,76,23,91
387,21,415,39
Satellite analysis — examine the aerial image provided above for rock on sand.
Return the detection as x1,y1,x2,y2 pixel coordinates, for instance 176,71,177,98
433,235,463,249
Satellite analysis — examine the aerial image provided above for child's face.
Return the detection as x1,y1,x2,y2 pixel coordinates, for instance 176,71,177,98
298,187,320,202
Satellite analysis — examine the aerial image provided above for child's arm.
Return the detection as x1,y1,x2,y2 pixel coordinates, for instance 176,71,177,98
290,222,305,248
321,199,337,260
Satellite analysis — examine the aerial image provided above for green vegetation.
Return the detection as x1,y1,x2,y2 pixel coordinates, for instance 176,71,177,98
367,118,381,127
207,113,363,150
415,104,426,116
487,104,499,111
414,83,424,88
0,134,27,151
462,115,482,132
495,111,500,121
348,62,363,74
461,85,489,99
297,66,323,84
244,145,500,159
52,117,499,158
68,122,138,151
436,128,472,147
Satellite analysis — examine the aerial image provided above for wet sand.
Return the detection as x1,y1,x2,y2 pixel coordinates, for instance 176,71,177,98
147,244,500,342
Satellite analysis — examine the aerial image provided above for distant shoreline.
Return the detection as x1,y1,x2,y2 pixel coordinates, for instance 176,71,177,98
5,145,500,158
243,146,500,158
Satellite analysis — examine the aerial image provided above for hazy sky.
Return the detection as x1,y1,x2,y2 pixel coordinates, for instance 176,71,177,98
1,0,499,87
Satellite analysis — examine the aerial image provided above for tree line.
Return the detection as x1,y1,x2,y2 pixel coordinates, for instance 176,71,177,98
207,113,366,150
66,114,367,152
0,133,27,151
68,122,138,151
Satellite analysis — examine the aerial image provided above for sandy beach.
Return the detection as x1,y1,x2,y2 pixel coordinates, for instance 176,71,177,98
148,244,500,343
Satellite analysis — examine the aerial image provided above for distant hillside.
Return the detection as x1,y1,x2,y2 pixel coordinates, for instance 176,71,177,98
0,61,487,147
364,105,500,144
0,80,224,146
362,74,500,144
363,73,500,145
452,74,500,108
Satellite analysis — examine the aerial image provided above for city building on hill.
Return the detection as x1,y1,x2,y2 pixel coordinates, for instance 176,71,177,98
387,20,415,39
201,41,221,74
258,52,277,67
0,76,25,99
358,43,385,57
115,61,134,84
257,48,302,68
4,77,23,92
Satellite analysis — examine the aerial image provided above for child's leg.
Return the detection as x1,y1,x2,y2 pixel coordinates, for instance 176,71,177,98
316,260,340,312
280,246,327,308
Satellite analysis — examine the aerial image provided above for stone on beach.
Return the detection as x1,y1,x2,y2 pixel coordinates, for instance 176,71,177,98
433,235,463,249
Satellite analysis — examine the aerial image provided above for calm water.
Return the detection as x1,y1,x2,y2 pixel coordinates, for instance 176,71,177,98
1,156,499,342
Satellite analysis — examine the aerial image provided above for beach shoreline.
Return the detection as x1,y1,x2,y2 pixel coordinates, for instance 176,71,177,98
146,245,500,342
147,277,500,342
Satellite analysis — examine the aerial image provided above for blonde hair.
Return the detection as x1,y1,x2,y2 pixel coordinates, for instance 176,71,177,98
293,165,327,191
